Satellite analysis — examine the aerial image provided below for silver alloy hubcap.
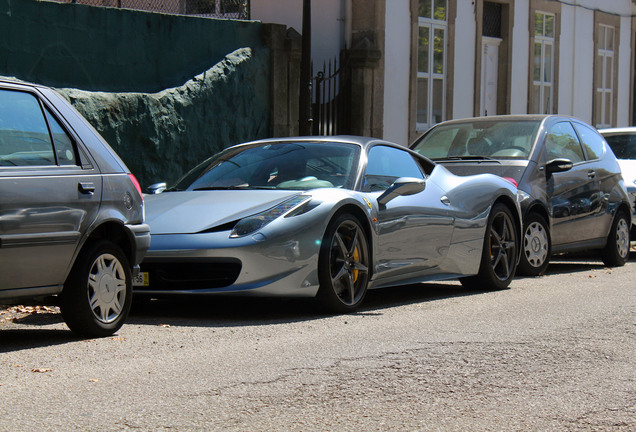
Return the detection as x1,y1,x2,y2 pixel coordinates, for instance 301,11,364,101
524,221,548,267
616,218,629,258
88,253,127,324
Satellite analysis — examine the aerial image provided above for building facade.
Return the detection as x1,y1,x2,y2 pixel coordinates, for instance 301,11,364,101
252,0,636,144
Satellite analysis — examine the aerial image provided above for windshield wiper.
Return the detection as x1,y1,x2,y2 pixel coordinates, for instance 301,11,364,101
192,185,277,191
435,156,498,162
192,186,246,191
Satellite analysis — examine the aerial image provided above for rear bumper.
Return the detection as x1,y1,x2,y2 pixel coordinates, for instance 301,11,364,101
126,223,151,270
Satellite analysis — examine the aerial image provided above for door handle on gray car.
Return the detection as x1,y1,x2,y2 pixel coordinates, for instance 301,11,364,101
78,182,95,194
587,170,596,179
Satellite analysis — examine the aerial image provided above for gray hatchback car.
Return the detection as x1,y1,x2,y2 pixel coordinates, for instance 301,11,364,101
0,79,150,337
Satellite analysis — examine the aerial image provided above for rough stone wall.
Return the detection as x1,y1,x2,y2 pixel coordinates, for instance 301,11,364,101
58,48,269,187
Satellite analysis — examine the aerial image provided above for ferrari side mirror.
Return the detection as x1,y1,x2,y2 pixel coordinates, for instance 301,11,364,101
377,177,426,206
147,182,167,194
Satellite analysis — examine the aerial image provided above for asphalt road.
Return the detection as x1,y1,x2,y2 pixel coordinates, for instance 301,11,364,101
1,254,635,432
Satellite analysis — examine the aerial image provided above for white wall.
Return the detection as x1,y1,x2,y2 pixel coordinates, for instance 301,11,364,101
509,0,529,114
558,4,575,116
452,0,476,119
383,0,411,144
617,15,632,126
559,3,595,123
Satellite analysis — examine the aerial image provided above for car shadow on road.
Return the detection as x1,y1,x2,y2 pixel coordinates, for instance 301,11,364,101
126,281,486,329
539,250,635,276
0,328,81,353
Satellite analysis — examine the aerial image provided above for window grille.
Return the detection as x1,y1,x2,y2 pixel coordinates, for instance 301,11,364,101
483,2,502,38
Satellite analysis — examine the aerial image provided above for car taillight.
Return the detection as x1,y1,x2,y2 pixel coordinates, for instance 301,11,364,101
128,173,144,202
502,177,518,187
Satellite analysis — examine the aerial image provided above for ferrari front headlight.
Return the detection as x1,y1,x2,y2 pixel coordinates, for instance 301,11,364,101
230,195,313,238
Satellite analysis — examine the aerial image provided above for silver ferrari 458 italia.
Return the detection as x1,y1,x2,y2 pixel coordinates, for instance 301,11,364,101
135,136,522,311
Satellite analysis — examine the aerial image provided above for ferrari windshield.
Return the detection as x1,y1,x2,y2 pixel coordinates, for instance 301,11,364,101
412,120,541,161
172,141,361,191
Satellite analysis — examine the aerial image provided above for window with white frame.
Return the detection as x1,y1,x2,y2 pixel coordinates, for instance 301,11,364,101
417,0,447,131
532,11,554,114
595,24,615,128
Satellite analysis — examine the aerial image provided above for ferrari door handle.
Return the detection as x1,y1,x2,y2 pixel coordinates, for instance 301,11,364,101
78,182,95,194
587,170,596,179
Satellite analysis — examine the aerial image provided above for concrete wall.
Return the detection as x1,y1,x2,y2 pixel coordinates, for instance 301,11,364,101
251,0,344,70
0,0,271,186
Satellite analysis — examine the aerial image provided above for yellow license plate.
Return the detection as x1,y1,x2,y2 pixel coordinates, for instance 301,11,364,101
132,272,149,287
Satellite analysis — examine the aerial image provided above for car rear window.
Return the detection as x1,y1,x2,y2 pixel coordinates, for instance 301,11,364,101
602,134,636,159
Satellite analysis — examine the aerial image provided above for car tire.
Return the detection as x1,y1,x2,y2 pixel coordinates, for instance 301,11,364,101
517,213,551,276
600,210,630,267
317,213,370,312
460,203,518,290
60,240,132,337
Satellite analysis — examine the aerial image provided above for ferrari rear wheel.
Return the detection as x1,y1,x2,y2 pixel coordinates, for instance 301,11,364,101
317,213,370,312
460,203,518,290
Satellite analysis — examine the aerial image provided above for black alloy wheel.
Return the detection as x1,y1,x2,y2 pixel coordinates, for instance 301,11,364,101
317,213,370,312
461,203,518,290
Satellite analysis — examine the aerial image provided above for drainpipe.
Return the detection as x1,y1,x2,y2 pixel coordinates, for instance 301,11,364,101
299,0,313,135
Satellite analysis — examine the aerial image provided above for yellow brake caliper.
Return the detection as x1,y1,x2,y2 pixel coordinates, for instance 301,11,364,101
352,246,359,282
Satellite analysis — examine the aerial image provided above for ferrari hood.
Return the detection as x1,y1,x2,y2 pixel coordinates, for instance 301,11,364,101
144,190,303,234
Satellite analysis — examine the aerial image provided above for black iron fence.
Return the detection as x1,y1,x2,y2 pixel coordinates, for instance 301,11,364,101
312,52,351,136
52,0,250,19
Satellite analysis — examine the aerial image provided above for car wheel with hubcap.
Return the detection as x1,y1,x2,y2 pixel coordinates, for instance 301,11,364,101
460,203,518,290
60,240,132,337
518,213,551,276
317,213,370,312
600,210,630,267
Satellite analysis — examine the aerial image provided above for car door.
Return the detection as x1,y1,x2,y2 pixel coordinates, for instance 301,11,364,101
362,145,454,283
0,87,102,290
572,121,615,239
543,121,601,246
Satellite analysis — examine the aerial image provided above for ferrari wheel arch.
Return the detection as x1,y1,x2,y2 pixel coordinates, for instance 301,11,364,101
317,210,372,312
328,203,374,271
493,195,523,254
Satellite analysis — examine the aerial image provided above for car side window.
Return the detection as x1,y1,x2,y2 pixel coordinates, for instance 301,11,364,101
363,145,424,191
0,89,56,166
0,89,78,167
573,122,605,161
45,107,77,166
544,122,585,164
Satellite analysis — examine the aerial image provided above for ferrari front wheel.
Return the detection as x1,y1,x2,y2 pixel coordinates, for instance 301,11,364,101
461,203,518,290
317,213,370,312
